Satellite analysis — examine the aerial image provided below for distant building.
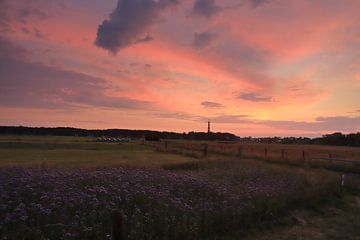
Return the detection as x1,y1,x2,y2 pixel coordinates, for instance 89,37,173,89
207,120,211,133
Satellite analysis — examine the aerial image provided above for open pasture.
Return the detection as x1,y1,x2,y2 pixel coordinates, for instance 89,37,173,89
0,135,197,168
148,140,360,172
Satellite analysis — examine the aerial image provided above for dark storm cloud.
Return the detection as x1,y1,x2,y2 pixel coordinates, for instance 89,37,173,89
193,31,217,49
0,37,151,110
95,0,180,53
191,0,221,19
200,101,223,108
237,92,272,102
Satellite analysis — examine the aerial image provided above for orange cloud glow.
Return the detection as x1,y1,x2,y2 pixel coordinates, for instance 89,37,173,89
1,0,360,136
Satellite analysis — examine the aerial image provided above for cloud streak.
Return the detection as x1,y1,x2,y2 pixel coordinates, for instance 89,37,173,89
153,110,360,133
0,37,151,110
153,112,201,121
262,116,360,132
207,114,360,132
0,0,11,32
201,101,224,108
0,0,49,33
237,92,272,102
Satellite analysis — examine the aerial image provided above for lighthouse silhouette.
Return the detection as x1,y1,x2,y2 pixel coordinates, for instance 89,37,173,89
207,120,211,133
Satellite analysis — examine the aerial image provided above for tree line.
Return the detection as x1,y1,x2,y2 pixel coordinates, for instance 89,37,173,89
241,132,360,147
0,126,238,142
1,126,359,147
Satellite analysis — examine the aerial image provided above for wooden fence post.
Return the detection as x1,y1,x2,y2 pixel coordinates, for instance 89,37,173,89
237,146,243,159
264,148,268,159
302,151,306,162
203,144,208,157
302,150,309,168
112,210,124,240
329,153,333,164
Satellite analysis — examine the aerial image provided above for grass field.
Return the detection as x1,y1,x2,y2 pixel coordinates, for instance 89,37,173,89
148,140,360,173
0,135,198,168
151,139,360,159
0,135,359,240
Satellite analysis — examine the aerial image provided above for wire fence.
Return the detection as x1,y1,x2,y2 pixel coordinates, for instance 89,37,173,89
143,140,360,173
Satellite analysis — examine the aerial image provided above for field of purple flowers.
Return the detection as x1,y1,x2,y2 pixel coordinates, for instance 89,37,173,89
0,160,339,240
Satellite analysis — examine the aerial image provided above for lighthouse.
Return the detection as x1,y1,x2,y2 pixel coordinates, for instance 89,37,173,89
207,120,211,133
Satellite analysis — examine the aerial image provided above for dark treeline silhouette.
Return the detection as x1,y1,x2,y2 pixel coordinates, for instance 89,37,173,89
241,132,360,147
1,127,359,147
0,126,238,141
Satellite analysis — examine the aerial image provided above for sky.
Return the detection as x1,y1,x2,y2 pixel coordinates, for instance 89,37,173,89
0,0,360,137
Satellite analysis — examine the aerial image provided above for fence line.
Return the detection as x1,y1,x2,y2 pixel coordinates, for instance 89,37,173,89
143,140,360,173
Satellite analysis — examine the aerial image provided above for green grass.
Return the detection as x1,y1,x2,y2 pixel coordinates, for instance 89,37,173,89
0,135,198,168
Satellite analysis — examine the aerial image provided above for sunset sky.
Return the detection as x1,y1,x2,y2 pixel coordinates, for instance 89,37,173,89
1,0,360,137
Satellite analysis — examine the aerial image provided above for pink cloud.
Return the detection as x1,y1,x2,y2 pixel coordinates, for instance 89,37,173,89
1,0,360,136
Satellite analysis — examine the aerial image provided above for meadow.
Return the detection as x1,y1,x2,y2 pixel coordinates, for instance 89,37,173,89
0,135,359,240
0,135,198,168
